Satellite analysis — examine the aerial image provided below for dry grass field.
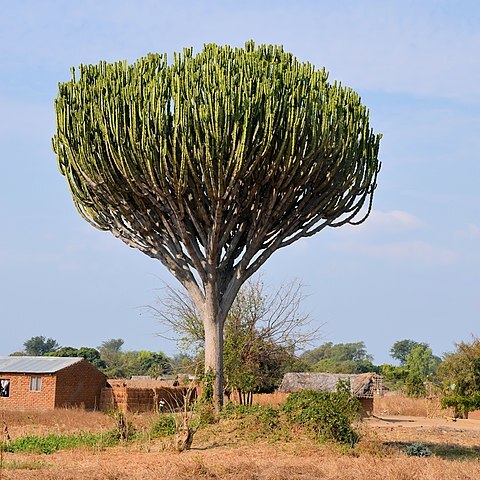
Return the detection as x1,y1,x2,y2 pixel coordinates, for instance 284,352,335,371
1,397,480,480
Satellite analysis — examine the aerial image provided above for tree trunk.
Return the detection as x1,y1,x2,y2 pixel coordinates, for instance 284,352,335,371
203,309,224,415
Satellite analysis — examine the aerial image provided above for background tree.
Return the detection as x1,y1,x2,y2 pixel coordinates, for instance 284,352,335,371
98,338,125,377
53,42,381,410
381,340,440,395
154,278,317,401
46,346,107,369
390,339,428,365
403,344,440,397
438,337,480,418
23,336,59,356
300,341,378,374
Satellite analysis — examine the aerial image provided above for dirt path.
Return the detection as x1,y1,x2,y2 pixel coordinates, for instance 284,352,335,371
366,415,480,432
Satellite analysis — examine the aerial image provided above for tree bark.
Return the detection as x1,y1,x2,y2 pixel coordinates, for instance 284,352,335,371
203,304,225,415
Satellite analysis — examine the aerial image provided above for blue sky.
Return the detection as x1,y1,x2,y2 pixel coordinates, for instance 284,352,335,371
1,1,479,363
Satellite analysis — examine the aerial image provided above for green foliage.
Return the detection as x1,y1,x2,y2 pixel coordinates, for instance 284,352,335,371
382,341,440,396
301,342,379,374
200,370,215,403
438,337,480,417
379,363,409,390
405,442,431,457
220,403,280,436
47,346,79,357
150,414,177,437
1,432,118,454
390,339,427,366
403,345,440,397
282,382,361,446
77,347,107,369
109,410,136,441
23,336,59,356
46,346,107,369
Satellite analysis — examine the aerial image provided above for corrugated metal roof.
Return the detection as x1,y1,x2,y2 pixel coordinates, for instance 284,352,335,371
0,356,83,373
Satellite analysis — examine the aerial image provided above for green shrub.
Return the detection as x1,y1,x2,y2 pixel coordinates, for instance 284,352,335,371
405,442,431,457
220,403,280,435
1,432,118,454
282,383,361,446
194,401,217,428
150,414,177,437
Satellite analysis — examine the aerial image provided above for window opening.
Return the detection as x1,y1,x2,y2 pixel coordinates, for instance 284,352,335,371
0,378,10,397
30,376,42,392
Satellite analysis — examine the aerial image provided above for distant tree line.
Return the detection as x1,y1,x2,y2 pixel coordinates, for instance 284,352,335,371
12,309,480,416
11,335,184,379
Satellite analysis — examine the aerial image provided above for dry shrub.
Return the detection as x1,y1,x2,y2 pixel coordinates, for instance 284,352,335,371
250,392,289,407
374,393,453,418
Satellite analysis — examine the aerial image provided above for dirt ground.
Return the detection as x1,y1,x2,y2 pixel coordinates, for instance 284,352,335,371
1,412,480,480
366,415,480,432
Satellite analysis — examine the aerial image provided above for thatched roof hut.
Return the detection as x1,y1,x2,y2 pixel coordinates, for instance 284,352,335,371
279,372,382,398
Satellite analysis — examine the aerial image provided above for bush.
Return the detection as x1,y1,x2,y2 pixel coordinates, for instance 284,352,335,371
221,403,280,435
150,414,177,437
405,442,431,457
282,383,361,446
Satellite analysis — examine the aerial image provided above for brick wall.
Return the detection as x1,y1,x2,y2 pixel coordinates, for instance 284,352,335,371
0,373,56,409
54,360,107,409
100,382,194,413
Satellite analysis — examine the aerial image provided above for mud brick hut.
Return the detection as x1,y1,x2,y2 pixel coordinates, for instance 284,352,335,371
0,356,107,410
100,379,195,413
279,372,383,415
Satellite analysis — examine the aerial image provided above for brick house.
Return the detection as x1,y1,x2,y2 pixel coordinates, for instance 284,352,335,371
0,356,107,410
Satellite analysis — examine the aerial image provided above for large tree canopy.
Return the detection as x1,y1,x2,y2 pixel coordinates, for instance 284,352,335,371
53,42,381,410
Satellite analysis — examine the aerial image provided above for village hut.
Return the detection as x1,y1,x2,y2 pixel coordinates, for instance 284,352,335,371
279,372,383,415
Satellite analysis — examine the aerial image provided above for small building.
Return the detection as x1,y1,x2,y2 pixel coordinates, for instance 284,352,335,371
278,372,383,416
0,356,107,410
100,378,195,413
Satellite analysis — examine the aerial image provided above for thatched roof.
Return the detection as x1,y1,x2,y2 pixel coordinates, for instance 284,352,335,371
278,372,382,398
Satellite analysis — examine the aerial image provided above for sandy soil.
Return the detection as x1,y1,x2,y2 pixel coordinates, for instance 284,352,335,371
366,415,480,432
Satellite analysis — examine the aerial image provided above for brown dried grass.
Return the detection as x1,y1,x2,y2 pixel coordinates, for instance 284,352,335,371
251,391,290,407
0,407,115,439
1,442,480,479
374,393,453,418
2,405,480,479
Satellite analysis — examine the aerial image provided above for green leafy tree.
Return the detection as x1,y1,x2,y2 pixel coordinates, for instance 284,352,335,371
46,346,79,357
301,341,378,374
98,339,125,377
381,342,440,395
390,339,428,365
438,337,480,418
123,350,173,377
45,346,106,369
53,42,381,411
403,345,440,397
77,347,107,369
23,336,60,356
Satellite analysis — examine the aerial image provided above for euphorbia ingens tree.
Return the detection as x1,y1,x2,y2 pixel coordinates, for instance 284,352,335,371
53,42,381,412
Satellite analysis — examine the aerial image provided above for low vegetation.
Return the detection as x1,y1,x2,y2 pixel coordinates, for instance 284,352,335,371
1,402,480,480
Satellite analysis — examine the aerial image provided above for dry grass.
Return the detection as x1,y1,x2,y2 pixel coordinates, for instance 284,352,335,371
0,407,115,439
250,391,290,407
2,406,480,479
1,442,480,479
374,393,454,418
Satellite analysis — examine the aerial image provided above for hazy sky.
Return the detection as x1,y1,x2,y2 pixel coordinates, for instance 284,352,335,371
1,1,479,363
